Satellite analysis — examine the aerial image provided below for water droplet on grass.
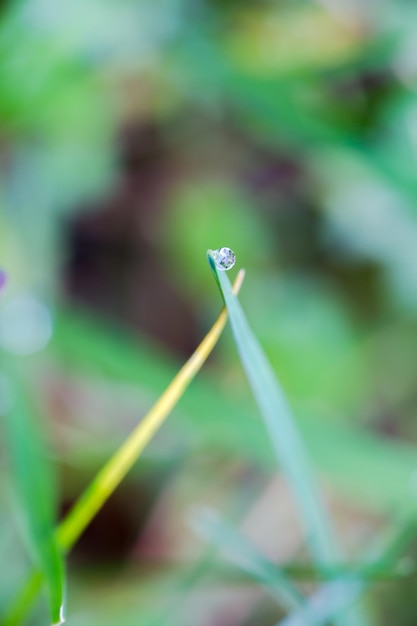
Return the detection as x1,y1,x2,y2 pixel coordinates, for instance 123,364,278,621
212,247,236,271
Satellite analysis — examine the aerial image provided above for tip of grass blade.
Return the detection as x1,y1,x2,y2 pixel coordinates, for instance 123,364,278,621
51,605,65,626
207,249,245,301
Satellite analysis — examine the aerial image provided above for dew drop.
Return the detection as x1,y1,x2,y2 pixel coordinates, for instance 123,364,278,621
212,247,236,271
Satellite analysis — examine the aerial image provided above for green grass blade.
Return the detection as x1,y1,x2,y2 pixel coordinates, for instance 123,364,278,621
207,251,337,566
4,364,65,626
50,308,417,516
1,572,44,626
278,511,417,626
207,251,367,626
189,507,304,611
2,272,245,626
277,579,364,626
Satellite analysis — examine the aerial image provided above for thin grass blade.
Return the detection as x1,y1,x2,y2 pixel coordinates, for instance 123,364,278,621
208,251,338,565
4,365,65,625
2,270,245,626
277,579,364,626
56,269,245,553
277,510,417,625
51,309,417,516
207,250,367,626
189,507,304,611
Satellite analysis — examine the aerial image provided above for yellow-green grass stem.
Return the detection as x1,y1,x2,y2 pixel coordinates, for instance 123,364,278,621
57,268,245,552
4,269,245,626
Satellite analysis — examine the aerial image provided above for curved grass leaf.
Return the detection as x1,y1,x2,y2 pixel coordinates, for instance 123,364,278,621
4,364,65,625
207,250,366,626
207,251,338,565
56,269,245,554
50,308,417,516
3,270,245,626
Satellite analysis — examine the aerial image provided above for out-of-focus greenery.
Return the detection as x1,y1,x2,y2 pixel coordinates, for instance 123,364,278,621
2,0,417,624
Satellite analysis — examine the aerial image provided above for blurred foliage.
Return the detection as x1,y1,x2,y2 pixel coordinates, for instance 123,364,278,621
2,0,417,624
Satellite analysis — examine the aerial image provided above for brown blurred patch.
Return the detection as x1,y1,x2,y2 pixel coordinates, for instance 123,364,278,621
65,121,199,356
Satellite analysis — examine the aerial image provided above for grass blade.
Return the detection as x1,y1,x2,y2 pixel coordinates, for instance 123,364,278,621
3,270,245,626
189,507,304,611
277,579,364,626
56,269,245,553
4,365,65,625
208,251,337,565
207,250,366,626
51,309,417,516
277,511,417,626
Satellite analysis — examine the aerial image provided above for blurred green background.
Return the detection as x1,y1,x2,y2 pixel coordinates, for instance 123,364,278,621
2,0,417,624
